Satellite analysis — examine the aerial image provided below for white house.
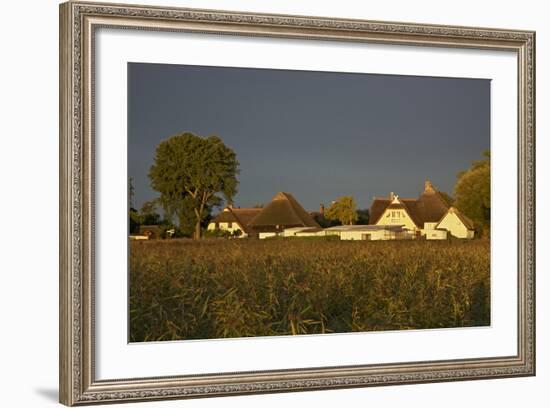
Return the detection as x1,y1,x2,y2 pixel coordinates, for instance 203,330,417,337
208,192,320,239
207,207,262,237
369,180,475,240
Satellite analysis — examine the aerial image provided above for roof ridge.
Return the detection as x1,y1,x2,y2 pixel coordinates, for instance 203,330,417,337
225,207,246,229
273,191,291,200
249,192,319,228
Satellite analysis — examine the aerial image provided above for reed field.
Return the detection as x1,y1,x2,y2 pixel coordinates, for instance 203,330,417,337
129,238,490,342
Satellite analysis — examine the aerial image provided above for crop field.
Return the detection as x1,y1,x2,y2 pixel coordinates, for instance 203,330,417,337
129,238,490,342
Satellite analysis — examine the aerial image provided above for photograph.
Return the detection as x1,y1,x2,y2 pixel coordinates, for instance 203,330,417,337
127,63,491,342
57,2,536,405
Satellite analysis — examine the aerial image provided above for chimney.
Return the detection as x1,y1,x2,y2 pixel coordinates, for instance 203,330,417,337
389,192,395,200
320,203,325,215
424,179,435,192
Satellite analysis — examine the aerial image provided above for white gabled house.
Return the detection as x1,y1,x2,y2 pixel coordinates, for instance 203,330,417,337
373,195,419,231
369,180,475,240
436,207,475,239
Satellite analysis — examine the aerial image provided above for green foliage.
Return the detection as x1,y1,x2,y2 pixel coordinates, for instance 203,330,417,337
312,214,332,228
139,200,161,225
128,178,140,233
129,208,140,234
325,196,358,225
356,208,370,225
438,191,454,206
203,228,232,238
454,150,490,236
129,239,490,341
149,132,240,240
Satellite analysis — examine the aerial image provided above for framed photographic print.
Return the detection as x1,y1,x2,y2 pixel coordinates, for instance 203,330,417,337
59,1,536,405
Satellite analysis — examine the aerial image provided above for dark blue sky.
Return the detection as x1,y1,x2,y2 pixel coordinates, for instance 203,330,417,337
128,63,490,212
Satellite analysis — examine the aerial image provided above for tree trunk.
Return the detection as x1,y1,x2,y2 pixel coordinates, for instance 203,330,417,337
193,197,207,240
194,220,201,240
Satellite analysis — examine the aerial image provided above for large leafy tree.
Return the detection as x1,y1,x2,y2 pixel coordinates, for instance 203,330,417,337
454,150,490,236
325,196,358,226
149,132,239,239
139,200,161,225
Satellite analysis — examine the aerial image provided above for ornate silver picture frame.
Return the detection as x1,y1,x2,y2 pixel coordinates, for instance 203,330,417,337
59,1,535,405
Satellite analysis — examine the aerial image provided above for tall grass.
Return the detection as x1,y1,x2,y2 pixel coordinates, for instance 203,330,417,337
129,238,490,342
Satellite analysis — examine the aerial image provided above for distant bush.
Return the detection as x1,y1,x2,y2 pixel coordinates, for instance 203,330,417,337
202,228,232,238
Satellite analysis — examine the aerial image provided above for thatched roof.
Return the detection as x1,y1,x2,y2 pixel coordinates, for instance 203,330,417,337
248,192,320,228
211,207,262,234
369,180,455,228
231,208,263,228
414,188,451,223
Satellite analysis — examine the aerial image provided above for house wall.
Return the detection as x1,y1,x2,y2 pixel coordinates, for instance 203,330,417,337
295,231,326,237
129,235,149,241
423,222,438,230
425,230,448,240
339,230,395,241
286,229,326,237
207,221,244,234
376,208,418,230
421,222,444,239
259,232,278,239
437,212,474,239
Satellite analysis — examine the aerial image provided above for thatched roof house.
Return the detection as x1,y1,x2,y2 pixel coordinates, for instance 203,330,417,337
248,192,320,233
369,180,475,239
208,207,263,236
370,180,452,227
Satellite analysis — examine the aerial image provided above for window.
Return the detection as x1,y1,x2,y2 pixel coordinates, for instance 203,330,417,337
361,233,372,240
228,222,233,228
